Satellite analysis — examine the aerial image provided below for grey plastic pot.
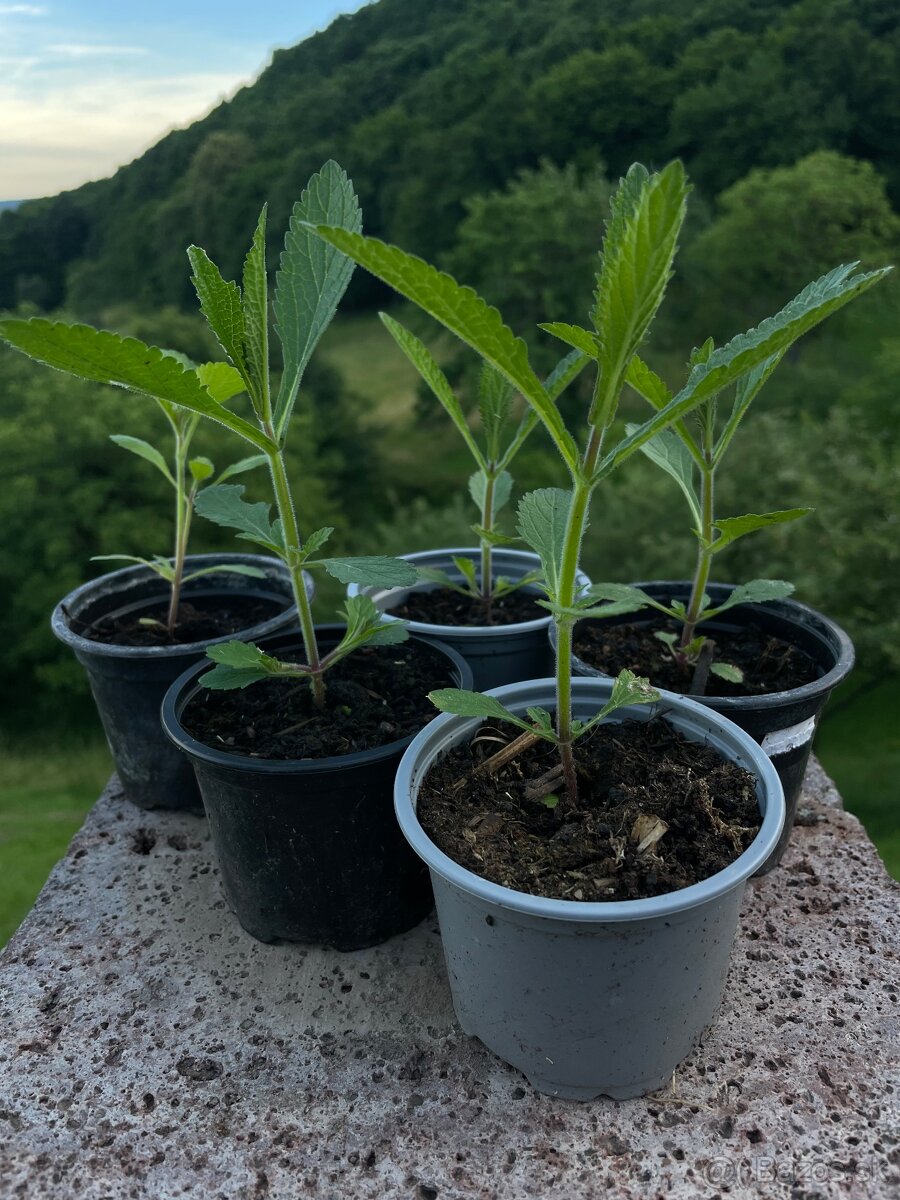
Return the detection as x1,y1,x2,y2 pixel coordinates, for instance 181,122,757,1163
556,582,854,873
394,676,785,1101
348,547,590,690
51,554,306,812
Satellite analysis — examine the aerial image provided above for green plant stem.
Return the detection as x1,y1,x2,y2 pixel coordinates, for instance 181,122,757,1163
682,461,715,647
554,425,604,806
265,441,324,708
166,430,189,634
480,469,496,612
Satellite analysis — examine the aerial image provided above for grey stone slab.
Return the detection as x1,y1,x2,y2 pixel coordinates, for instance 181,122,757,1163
0,759,897,1200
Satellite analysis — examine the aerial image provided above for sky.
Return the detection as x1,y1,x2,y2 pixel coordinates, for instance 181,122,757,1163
0,1,371,200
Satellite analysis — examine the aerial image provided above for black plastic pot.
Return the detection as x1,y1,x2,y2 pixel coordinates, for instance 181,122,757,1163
160,628,473,950
348,547,591,690
52,554,304,813
557,581,854,873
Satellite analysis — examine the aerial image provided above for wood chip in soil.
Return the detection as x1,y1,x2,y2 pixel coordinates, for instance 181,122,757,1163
417,716,762,902
574,617,818,697
182,640,455,760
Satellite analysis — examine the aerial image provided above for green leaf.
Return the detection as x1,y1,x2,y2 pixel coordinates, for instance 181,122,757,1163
526,706,554,734
195,360,246,404
308,226,580,473
689,337,715,366
582,582,671,615
516,489,572,598
599,669,661,719
496,349,590,473
468,469,513,516
427,688,534,733
181,563,266,583
187,246,248,378
331,594,409,661
274,161,361,439
301,526,334,555
710,661,743,683
417,565,471,597
381,313,485,468
538,322,599,358
201,640,284,690
654,630,678,649
193,483,284,554
188,456,215,483
625,423,700,526
589,161,689,427
320,556,419,588
91,554,174,581
713,351,786,464
705,579,795,617
471,525,520,547
478,363,515,458
452,555,479,593
0,318,274,452
599,261,891,480
109,435,175,486
709,508,812,553
216,454,268,484
241,205,270,418
624,355,672,410
540,794,560,809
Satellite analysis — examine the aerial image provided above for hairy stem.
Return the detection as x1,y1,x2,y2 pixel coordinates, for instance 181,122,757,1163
166,431,189,634
480,469,496,614
266,441,324,708
682,461,714,647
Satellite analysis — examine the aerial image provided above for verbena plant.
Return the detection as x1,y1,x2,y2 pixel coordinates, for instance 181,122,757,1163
585,289,888,688
97,392,268,634
310,161,889,804
380,314,586,615
0,162,417,705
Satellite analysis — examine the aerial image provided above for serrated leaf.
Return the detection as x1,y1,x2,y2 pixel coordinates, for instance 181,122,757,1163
538,322,599,358
478,363,515,456
241,205,270,418
195,360,246,405
334,594,409,656
710,661,744,683
525,706,554,733
274,161,361,439
709,508,812,553
689,337,715,366
582,582,670,615
654,630,678,648
427,688,533,732
201,640,283,690
600,261,891,479
516,489,572,598
193,483,284,554
625,422,700,526
471,525,520,547
301,526,334,555
309,226,580,473
381,313,485,467
452,555,479,593
109,435,175,486
589,161,688,427
468,469,513,517
601,669,661,717
320,556,419,588
0,318,273,451
187,245,247,377
216,454,268,484
188,456,215,483
624,355,672,410
705,579,795,617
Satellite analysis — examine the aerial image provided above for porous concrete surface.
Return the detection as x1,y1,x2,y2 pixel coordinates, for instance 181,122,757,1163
0,760,897,1200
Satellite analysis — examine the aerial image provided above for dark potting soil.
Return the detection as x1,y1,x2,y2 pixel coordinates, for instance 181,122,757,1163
79,596,284,647
389,586,545,627
181,640,455,759
418,717,761,902
574,618,819,697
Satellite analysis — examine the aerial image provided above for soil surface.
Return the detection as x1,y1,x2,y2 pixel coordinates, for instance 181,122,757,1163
78,596,284,647
574,617,819,697
418,717,761,901
182,640,455,760
389,586,545,627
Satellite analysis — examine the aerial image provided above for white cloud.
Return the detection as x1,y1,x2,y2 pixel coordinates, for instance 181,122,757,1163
0,70,249,198
46,43,149,58
0,4,46,14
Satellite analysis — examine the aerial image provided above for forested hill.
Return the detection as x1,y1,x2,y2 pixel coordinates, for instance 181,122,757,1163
2,0,899,314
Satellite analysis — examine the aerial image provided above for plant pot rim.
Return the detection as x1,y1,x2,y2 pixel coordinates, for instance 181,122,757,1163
51,552,306,661
161,625,472,775
559,579,855,713
395,675,785,923
349,546,589,639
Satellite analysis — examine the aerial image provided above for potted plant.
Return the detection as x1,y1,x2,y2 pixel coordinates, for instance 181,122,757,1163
0,324,302,811
348,322,591,687
558,276,886,870
311,160,887,1094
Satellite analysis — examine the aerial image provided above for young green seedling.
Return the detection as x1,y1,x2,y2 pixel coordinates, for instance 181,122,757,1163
96,391,268,634
378,314,586,616
310,161,890,804
586,259,890,692
0,162,418,704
